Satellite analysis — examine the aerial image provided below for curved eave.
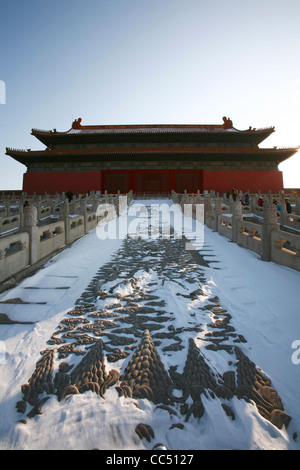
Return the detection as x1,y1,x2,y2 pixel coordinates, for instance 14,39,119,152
31,126,275,147
6,146,298,166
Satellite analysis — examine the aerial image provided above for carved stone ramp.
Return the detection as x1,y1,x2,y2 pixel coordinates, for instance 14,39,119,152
13,202,294,449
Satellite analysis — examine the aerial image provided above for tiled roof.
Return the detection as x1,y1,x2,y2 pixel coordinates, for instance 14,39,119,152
31,117,274,136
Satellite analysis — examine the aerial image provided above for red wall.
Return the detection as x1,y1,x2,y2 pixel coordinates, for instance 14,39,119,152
203,170,283,193
23,171,101,195
102,169,202,194
23,170,203,194
22,169,283,195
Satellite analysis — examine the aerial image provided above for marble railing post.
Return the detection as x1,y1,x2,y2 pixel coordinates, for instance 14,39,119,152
60,200,71,244
231,201,243,243
21,205,39,264
279,193,287,227
250,194,256,212
36,196,42,219
204,195,212,224
19,201,24,226
69,198,76,215
214,199,223,232
80,199,88,233
262,202,279,261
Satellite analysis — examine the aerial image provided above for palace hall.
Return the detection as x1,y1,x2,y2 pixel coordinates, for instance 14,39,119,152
6,117,298,195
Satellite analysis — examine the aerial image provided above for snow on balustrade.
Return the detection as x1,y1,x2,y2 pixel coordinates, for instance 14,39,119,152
0,232,29,283
0,191,299,288
271,230,300,271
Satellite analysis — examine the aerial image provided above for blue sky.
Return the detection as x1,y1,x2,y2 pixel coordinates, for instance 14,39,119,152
0,0,299,190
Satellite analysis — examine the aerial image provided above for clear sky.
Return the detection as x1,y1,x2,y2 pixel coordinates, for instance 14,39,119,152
0,0,299,190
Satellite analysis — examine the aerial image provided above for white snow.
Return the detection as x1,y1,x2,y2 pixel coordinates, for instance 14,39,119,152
0,199,299,451
67,126,239,135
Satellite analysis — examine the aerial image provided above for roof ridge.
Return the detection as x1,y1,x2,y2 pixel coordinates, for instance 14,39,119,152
7,146,299,155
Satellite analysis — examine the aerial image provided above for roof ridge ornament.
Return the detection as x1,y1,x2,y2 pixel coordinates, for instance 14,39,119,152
72,117,82,129
222,116,233,128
